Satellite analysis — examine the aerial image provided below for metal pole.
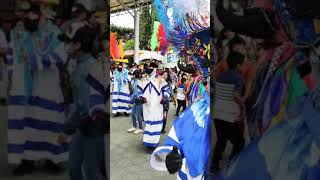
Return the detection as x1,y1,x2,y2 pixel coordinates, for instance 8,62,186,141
134,7,140,64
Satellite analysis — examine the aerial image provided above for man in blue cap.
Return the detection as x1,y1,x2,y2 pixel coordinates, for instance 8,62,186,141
57,24,107,180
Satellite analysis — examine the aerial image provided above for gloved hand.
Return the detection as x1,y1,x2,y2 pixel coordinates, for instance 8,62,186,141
160,98,165,104
165,146,183,174
139,97,147,104
93,111,109,134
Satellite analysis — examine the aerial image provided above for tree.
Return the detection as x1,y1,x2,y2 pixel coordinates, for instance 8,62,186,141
110,24,134,42
139,6,152,50
151,5,158,22
124,39,135,51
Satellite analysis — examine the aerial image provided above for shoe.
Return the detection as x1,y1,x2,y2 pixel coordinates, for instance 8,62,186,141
127,127,137,133
44,160,64,174
13,160,35,176
161,129,166,134
133,129,143,134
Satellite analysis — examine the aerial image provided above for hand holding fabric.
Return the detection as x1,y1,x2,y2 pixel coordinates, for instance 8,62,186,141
165,146,183,174
93,111,109,134
57,133,69,144
139,96,147,104
160,98,165,104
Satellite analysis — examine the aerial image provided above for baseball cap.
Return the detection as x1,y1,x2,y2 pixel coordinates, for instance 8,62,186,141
58,22,85,42
72,0,95,13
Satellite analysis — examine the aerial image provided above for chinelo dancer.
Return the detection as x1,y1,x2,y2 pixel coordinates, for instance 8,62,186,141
212,0,320,179
150,31,211,180
148,0,211,178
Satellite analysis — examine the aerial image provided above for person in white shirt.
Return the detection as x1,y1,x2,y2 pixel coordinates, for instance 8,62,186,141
175,77,187,116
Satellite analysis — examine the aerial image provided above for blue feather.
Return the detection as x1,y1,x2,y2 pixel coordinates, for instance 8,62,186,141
153,0,171,38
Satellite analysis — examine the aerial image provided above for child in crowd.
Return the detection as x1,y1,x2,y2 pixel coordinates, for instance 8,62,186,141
175,77,187,116
212,50,246,172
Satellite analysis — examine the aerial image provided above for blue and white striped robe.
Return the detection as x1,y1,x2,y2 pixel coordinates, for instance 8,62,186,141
112,69,132,114
6,23,30,164
150,93,211,179
138,76,170,147
7,20,69,164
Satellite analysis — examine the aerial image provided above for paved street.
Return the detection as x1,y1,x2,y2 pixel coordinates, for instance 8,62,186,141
110,102,176,180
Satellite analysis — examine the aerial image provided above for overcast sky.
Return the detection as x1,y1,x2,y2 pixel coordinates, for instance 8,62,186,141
110,11,134,29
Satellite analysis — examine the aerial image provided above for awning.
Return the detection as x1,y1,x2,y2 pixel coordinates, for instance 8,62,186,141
110,0,152,13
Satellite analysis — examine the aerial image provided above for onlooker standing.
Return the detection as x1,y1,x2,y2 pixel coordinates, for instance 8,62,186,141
212,50,246,172
127,69,144,134
161,71,176,133
175,77,187,116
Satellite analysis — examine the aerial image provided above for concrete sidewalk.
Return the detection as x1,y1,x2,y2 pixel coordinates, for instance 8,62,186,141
110,102,176,180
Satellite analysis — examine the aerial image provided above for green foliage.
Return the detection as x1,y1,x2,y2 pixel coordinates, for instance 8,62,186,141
139,6,152,50
151,5,158,22
124,39,135,51
110,24,134,41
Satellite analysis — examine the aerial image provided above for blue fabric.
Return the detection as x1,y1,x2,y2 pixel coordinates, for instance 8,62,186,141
113,69,130,93
262,72,287,130
22,21,62,100
178,170,188,180
9,96,27,105
89,95,105,109
86,74,106,99
177,84,187,91
143,142,159,147
163,92,210,177
131,79,142,103
8,141,68,155
68,131,105,180
112,92,131,97
29,96,64,112
217,70,243,93
144,131,162,136
112,106,131,111
144,120,163,125
131,104,143,129
112,99,132,104
216,93,320,180
63,54,95,135
8,118,63,133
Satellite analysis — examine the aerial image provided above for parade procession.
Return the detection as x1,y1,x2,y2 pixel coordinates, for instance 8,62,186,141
0,0,319,180
0,0,108,180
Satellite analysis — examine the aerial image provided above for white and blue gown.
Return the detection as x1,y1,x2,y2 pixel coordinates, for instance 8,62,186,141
150,92,211,179
7,20,68,164
112,68,132,114
138,75,171,147
6,21,29,164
